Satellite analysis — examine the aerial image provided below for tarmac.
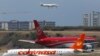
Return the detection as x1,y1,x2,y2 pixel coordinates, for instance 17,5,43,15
0,53,3,56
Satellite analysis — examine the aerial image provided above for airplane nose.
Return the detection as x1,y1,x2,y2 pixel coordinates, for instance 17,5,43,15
41,4,43,6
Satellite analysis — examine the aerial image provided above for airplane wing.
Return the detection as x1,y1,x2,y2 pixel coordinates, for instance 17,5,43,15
18,40,35,43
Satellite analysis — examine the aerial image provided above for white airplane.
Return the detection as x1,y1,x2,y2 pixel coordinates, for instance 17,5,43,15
40,3,58,8
2,34,85,56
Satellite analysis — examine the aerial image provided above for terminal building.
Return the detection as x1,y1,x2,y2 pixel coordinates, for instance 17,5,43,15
0,20,55,30
83,11,100,27
39,21,55,29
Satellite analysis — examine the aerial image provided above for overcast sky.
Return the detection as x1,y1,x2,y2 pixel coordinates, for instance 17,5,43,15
0,0,100,26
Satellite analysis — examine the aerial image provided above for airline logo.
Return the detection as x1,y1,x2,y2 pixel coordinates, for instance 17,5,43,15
76,41,82,46
76,38,82,46
36,27,42,36
18,50,56,55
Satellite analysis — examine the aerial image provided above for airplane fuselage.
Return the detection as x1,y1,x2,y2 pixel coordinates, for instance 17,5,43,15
36,37,77,47
35,37,95,47
2,49,78,56
41,4,58,7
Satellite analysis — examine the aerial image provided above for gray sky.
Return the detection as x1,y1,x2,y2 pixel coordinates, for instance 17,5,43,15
0,0,100,26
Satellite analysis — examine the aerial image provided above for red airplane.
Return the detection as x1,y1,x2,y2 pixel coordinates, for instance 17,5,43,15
19,20,96,47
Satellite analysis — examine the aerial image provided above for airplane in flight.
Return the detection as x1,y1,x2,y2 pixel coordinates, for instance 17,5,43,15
19,20,96,47
2,34,85,56
40,3,58,8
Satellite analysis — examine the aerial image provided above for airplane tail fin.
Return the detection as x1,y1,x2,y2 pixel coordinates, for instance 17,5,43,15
33,20,47,40
71,33,85,50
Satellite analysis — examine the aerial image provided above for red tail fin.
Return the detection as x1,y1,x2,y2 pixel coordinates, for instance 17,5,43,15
71,34,85,49
33,20,47,40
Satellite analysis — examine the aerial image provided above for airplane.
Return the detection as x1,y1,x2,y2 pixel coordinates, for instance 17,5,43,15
40,3,58,8
19,20,96,47
2,34,85,56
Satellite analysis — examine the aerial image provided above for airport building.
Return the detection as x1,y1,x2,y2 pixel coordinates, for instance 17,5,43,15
83,11,100,27
39,20,55,29
92,11,100,27
0,20,55,30
83,14,90,27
